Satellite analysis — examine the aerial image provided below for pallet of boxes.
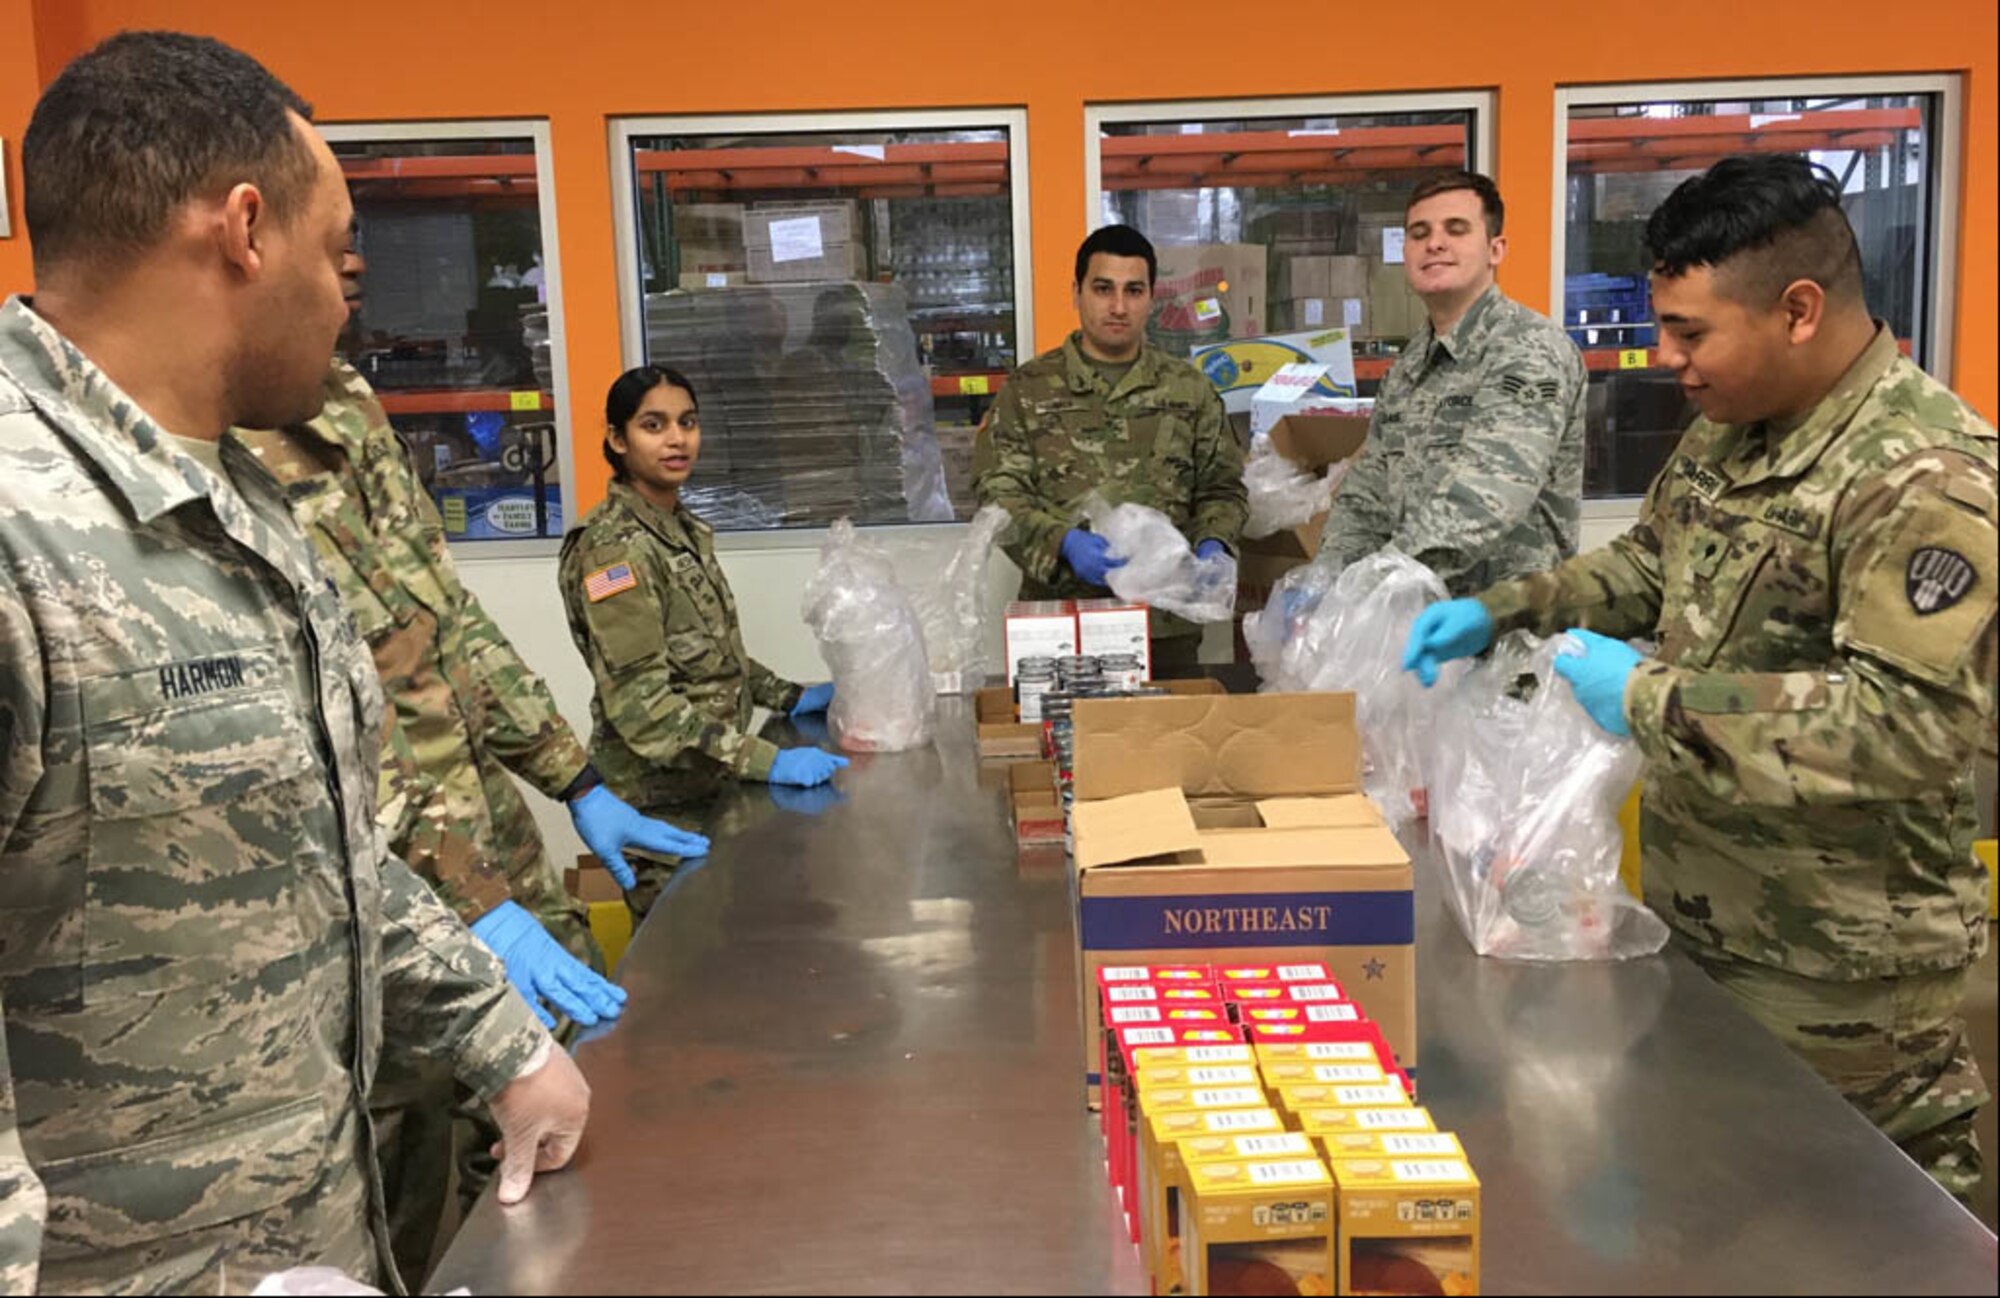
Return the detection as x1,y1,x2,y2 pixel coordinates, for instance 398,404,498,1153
977,601,1225,854
1070,690,1481,1295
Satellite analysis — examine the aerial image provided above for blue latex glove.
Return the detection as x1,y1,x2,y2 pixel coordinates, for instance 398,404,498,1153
470,900,628,1030
569,785,710,891
769,746,850,788
1552,629,1644,738
1195,539,1229,561
791,682,835,717
1060,528,1127,587
1402,599,1497,687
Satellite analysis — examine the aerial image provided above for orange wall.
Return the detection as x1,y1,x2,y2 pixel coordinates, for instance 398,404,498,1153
4,0,1994,512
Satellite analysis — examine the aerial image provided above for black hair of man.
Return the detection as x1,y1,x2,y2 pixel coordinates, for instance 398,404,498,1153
1074,224,1158,286
1406,170,1505,238
1645,153,1865,307
24,30,316,275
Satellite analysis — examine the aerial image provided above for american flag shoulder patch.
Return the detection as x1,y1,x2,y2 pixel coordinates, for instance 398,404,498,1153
585,562,638,603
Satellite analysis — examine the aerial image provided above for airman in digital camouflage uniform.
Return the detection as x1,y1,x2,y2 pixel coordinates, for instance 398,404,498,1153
561,366,844,918
1407,155,1995,1197
233,348,706,1286
975,224,1247,670
1319,171,1586,596
0,33,588,1292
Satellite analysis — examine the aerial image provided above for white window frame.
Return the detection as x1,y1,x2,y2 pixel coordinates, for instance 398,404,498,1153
609,109,1034,550
318,118,576,559
1083,92,1496,237
1552,75,1964,518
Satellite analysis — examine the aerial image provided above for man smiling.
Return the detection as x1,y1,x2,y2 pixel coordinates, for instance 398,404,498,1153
1317,171,1585,595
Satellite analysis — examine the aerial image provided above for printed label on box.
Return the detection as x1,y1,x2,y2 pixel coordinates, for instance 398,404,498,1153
1381,228,1406,264
1108,987,1158,1002
1356,1110,1432,1130
1382,1135,1460,1156
1310,1065,1383,1083
1249,1161,1329,1186
1278,964,1329,981
1306,1004,1360,1022
1192,1088,1267,1108
1184,1046,1255,1063
768,215,824,264
1290,984,1344,1002
1184,1067,1259,1086
1102,966,1151,981
1110,1006,1163,1024
1301,1043,1375,1061
1233,1134,1316,1158
1124,1027,1175,1045
1393,1160,1473,1183
1206,1110,1284,1132
1333,1085,1409,1107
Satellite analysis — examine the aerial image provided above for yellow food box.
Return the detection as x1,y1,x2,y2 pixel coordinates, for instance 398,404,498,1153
1133,1043,1260,1073
1260,1060,1390,1094
1317,1130,1465,1163
1139,1084,1272,1117
1135,1064,1265,1094
1253,1040,1381,1067
1328,1154,1480,1297
1274,1080,1411,1123
1295,1106,1438,1137
1182,1157,1335,1297
1145,1128,1319,1295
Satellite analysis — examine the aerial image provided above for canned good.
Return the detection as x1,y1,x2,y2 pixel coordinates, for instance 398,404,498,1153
1017,663,1056,722
1100,653,1144,691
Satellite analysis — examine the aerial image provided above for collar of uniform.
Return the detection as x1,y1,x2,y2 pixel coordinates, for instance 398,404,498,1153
1426,283,1502,369
0,295,209,525
285,357,378,457
1060,331,1161,398
1728,323,1901,487
608,478,706,553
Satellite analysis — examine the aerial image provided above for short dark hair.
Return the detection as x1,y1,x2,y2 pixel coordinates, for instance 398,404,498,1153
603,364,700,480
1074,224,1157,286
24,31,316,275
1405,171,1505,237
1645,154,1864,306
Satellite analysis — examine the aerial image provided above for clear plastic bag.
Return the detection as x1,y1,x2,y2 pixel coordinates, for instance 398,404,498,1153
1429,631,1668,962
1081,494,1237,624
1241,436,1341,540
902,503,1010,693
800,520,937,752
1242,549,1445,828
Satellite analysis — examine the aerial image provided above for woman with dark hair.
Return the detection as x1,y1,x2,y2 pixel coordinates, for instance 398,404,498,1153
559,366,845,915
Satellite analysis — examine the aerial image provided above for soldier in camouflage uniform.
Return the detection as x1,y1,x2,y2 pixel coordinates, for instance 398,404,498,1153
0,33,587,1291
1408,155,1995,1197
1320,172,1585,596
562,366,844,918
975,225,1247,670
232,347,707,1286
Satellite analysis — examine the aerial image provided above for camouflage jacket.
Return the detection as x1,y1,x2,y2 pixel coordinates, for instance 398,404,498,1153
560,481,801,808
1320,286,1585,596
232,364,590,928
1480,326,1997,980
973,333,1246,639
0,298,548,1293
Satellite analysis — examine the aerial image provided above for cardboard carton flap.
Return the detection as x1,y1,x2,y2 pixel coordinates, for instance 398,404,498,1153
1073,787,1202,870
1256,795,1384,830
1073,693,1360,802
1194,827,1409,871
1270,413,1370,471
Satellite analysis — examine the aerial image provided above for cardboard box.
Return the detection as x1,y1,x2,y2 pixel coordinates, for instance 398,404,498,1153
1254,1025,1397,1074
1075,598,1151,678
742,201,865,283
1152,243,1269,343
974,688,1041,759
1068,691,1416,1108
1366,260,1427,340
1280,254,1370,302
563,860,624,904
1147,1128,1319,1294
1123,1061,1262,1224
1261,1061,1392,1092
1279,295,1368,335
1237,401,1374,600
676,271,748,290
1329,1155,1480,1298
1224,981,1353,1009
1273,1081,1412,1124
1010,761,1062,844
1213,961,1336,984
1295,1106,1437,1137
1004,601,1079,684
1318,1130,1465,1163
1182,1158,1335,1298
672,202,746,274
1191,329,1359,415
1109,1020,1243,1195
1130,1084,1274,1245
1139,1108,1287,1291
1241,1004,1368,1031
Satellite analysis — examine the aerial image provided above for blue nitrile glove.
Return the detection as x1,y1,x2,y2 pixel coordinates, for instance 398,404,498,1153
769,746,850,788
470,900,628,1031
791,682,835,717
569,785,710,891
1195,539,1229,561
1061,528,1127,587
1552,629,1644,738
1402,599,1497,687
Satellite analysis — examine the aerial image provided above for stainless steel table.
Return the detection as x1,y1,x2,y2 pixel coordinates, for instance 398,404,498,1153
431,697,1997,1295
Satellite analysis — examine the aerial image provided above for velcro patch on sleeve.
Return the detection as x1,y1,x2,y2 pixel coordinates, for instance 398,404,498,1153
1841,488,1999,686
585,562,638,603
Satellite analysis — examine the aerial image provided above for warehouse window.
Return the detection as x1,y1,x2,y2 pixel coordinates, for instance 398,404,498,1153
1556,77,1961,499
323,123,574,549
611,111,1033,531
1086,94,1493,400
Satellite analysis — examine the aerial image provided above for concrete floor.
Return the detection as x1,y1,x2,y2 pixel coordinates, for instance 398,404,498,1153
1968,926,1997,1232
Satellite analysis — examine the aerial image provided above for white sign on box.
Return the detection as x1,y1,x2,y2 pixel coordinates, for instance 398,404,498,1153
1381,227,1406,264
768,215,825,265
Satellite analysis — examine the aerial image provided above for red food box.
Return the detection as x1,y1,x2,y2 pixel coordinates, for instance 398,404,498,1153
1209,960,1336,985
1107,1022,1247,1210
